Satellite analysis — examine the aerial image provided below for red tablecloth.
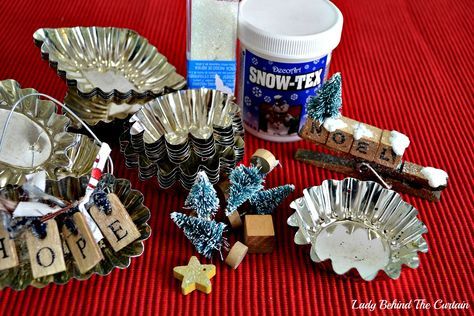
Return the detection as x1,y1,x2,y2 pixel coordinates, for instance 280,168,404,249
0,0,472,314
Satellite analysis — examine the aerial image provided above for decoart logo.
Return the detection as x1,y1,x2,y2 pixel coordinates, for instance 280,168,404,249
248,66,322,91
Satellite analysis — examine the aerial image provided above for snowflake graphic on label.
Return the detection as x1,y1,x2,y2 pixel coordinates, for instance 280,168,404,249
304,65,310,70
252,87,262,97
268,60,273,65
306,96,313,104
290,94,298,101
244,96,252,106
264,96,272,103
251,57,258,65
313,59,320,64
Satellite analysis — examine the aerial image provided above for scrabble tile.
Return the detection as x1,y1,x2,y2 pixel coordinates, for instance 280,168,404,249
325,116,358,153
0,221,18,271
350,123,383,161
244,215,275,254
89,193,141,252
62,212,104,274
26,219,66,279
299,118,329,144
374,130,404,169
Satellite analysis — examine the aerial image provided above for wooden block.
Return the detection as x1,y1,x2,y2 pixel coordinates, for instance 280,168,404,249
374,130,403,169
350,123,383,161
89,193,141,252
244,215,275,254
227,210,242,229
0,220,19,271
325,116,358,153
26,219,66,279
225,241,248,269
250,149,278,174
299,118,329,145
62,212,104,274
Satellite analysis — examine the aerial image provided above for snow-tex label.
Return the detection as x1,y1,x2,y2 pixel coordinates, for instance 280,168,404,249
187,60,236,94
240,49,329,137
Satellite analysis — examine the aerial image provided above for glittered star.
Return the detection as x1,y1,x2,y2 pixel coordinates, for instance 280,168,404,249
173,256,216,295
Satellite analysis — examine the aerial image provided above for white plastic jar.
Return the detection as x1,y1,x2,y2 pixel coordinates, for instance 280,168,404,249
238,0,343,142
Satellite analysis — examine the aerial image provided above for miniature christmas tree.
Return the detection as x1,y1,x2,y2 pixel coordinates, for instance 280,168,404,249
185,171,219,220
307,72,342,123
171,212,226,259
225,165,265,215
249,184,295,215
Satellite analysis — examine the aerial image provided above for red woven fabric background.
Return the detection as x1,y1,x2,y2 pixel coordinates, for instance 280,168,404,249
0,0,472,314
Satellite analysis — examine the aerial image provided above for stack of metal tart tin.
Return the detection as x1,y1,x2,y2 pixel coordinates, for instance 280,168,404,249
120,89,244,189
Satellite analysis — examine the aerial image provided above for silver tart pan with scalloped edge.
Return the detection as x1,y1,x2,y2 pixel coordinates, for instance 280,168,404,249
0,79,100,187
288,178,428,281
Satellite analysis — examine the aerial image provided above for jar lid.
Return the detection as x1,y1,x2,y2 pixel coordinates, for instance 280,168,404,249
238,0,343,60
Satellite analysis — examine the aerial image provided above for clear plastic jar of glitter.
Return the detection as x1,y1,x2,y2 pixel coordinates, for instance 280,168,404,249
187,0,239,93
238,0,343,142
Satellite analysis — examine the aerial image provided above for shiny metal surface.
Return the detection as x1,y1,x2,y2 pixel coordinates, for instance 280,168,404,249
120,89,245,189
288,178,428,281
34,27,186,100
0,80,99,186
0,175,151,290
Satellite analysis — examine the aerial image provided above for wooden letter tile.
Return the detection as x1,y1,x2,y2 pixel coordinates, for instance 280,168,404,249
89,193,141,252
299,118,329,145
244,215,275,254
374,130,403,169
26,219,66,279
350,123,383,161
0,221,19,271
325,116,358,153
62,212,104,274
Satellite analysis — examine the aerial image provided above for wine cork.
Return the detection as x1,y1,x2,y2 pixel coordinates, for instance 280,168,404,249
250,149,278,174
225,241,248,269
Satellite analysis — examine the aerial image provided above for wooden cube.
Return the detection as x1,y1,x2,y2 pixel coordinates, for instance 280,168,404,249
227,210,242,229
325,116,358,153
225,241,248,269
374,130,403,169
350,123,383,161
244,215,275,254
299,118,329,144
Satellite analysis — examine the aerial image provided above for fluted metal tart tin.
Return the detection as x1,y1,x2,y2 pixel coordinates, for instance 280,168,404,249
0,79,99,187
288,178,428,281
0,175,151,290
120,88,244,189
34,27,186,100
34,26,186,125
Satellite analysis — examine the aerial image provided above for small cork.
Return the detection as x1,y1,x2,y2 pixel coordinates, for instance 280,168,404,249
225,241,248,269
250,149,278,174
227,210,242,229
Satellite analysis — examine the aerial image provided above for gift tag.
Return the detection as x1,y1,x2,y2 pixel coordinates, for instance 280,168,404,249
62,212,104,274
89,193,140,252
26,219,66,278
0,220,19,271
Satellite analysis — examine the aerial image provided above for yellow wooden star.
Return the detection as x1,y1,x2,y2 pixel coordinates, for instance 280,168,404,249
173,256,216,295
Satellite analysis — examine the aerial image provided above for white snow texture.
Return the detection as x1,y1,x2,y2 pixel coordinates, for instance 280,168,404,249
421,167,448,188
389,130,410,156
353,123,374,140
323,117,346,132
